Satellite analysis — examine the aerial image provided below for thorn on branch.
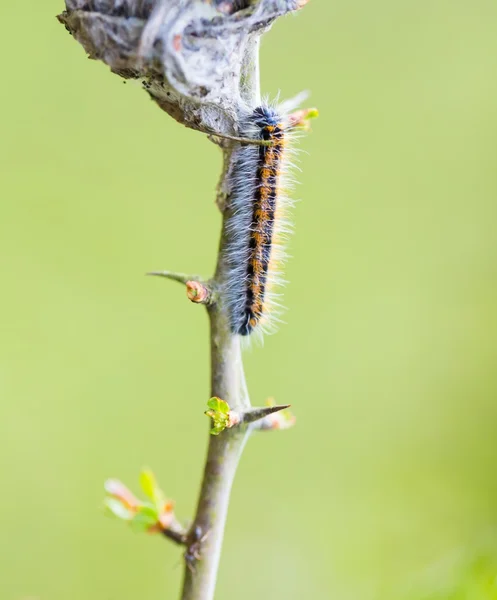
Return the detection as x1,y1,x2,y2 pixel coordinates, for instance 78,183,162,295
104,469,186,544
147,271,204,286
204,398,295,434
148,272,215,306
251,399,296,431
242,403,291,425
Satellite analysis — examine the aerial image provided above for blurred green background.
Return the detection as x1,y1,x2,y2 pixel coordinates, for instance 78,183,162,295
2,1,497,599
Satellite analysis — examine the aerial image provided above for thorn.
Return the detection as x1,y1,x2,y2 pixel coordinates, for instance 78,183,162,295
243,404,291,425
186,281,213,305
146,271,204,286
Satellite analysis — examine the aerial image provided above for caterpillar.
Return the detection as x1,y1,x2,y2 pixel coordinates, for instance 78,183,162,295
224,102,298,339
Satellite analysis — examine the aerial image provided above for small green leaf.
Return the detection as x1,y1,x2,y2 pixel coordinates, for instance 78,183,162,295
207,397,230,414
305,108,319,120
104,498,134,521
137,503,158,519
140,469,157,501
206,397,232,435
140,468,166,511
130,508,158,533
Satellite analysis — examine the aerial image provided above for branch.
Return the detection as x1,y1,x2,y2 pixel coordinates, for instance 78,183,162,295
180,207,251,599
58,2,307,600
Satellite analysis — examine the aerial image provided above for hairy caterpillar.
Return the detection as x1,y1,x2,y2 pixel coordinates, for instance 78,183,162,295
224,102,299,339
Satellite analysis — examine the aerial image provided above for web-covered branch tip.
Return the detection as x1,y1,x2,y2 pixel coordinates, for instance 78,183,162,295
57,0,309,135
